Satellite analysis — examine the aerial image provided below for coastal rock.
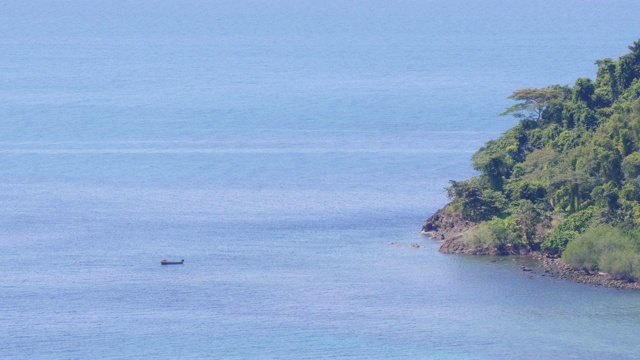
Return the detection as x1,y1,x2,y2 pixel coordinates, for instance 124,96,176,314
438,237,529,256
529,253,640,290
421,208,475,242
420,207,494,255
423,207,535,255
389,242,425,249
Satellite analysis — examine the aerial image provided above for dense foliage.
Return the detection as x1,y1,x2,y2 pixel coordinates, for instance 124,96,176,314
446,40,640,280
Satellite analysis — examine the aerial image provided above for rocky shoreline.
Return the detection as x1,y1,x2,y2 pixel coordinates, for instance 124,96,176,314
422,207,640,290
526,252,640,289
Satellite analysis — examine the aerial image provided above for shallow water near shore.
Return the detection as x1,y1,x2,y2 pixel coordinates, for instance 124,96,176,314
3,1,640,359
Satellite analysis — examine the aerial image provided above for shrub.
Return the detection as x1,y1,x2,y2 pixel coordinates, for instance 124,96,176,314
542,230,577,254
562,225,640,280
599,250,640,280
541,207,595,253
507,180,548,203
468,216,524,252
562,231,599,270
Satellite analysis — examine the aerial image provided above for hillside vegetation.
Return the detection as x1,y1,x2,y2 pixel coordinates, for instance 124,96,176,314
445,40,640,280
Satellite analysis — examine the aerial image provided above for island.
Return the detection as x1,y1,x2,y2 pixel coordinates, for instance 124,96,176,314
422,39,640,289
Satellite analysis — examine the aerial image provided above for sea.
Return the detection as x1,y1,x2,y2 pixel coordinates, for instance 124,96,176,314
2,1,640,359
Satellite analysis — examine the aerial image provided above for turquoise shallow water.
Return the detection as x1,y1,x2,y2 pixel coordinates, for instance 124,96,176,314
2,1,640,359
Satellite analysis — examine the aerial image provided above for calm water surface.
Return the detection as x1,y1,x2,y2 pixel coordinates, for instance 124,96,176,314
2,1,640,359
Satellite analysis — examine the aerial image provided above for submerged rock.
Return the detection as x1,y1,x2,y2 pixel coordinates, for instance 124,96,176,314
389,242,425,249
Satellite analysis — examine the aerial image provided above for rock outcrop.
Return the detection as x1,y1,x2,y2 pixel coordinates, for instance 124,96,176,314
421,207,474,241
421,207,486,254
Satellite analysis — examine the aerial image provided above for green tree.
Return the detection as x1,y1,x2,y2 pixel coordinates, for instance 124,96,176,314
573,78,595,107
541,207,595,253
591,182,620,212
598,149,624,186
501,87,563,121
622,152,640,179
507,180,547,203
509,199,542,245
621,178,640,202
595,58,617,101
446,177,506,221
614,40,640,95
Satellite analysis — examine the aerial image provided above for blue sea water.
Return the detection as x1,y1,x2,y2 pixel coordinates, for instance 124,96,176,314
2,1,640,359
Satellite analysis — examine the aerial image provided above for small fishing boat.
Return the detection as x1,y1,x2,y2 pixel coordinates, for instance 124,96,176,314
161,259,184,265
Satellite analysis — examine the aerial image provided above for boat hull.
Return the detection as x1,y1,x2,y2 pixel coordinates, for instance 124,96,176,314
161,259,184,265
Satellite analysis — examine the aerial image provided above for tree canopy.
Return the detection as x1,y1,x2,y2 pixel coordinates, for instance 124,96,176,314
445,39,640,280
500,87,563,121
